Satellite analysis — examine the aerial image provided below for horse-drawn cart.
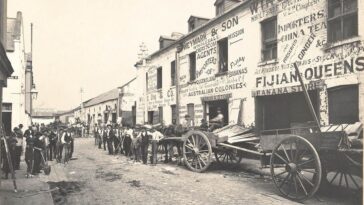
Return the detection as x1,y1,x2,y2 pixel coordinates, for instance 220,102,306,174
174,122,362,201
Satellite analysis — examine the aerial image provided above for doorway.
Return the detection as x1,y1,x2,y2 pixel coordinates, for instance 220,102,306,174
2,112,11,136
204,99,229,126
256,91,319,131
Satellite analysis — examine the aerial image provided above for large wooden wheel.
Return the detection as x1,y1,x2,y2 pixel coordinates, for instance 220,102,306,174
326,151,362,192
214,148,243,166
270,135,321,202
182,131,212,172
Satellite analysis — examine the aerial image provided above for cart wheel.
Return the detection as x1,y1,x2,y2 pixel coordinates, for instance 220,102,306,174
327,152,362,191
183,131,212,172
270,135,321,202
214,148,242,165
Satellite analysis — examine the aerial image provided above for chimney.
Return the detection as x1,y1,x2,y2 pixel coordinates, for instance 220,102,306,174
214,0,242,16
188,16,210,32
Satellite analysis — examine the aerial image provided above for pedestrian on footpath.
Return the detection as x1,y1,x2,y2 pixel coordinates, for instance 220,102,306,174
105,125,114,155
98,126,103,149
13,127,23,170
24,126,36,177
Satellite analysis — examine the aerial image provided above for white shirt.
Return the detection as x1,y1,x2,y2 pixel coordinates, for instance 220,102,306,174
126,129,134,136
61,132,72,144
151,130,164,141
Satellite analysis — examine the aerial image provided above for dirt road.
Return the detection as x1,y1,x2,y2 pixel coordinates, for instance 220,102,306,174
41,138,360,205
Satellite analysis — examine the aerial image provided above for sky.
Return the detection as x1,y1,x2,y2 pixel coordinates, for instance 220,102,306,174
8,0,215,111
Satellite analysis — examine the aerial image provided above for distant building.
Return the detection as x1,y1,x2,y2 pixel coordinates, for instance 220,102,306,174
32,108,56,125
55,109,75,125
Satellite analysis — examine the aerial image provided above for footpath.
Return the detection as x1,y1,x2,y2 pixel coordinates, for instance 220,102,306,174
0,159,54,205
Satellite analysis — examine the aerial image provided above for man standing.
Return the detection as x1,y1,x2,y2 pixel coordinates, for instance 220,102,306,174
98,126,103,149
60,128,73,162
102,125,107,151
105,125,114,155
24,126,36,177
48,128,57,161
123,126,133,157
139,128,150,164
113,125,120,155
13,127,23,170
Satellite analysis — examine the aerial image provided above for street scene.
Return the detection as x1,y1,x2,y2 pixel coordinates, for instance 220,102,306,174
0,0,363,204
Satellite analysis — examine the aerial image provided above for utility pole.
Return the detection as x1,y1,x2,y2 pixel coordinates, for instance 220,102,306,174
80,87,84,122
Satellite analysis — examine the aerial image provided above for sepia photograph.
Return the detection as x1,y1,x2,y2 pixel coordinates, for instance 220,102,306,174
0,0,363,204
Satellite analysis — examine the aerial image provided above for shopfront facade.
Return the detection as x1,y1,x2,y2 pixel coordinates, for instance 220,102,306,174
136,0,364,131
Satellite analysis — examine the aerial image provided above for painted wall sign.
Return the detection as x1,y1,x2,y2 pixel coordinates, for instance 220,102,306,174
256,56,364,88
252,80,324,97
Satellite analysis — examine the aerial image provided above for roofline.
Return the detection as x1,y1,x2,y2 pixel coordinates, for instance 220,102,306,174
83,98,118,109
188,15,210,21
140,0,250,60
118,77,137,90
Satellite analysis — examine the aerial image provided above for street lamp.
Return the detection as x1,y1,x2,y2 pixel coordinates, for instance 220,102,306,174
30,87,38,100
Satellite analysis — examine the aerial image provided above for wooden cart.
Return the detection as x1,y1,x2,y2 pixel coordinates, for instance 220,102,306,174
174,122,362,202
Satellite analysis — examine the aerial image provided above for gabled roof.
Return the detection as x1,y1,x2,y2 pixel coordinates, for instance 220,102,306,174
83,88,119,108
139,0,249,60
214,0,241,6
83,77,137,108
188,15,210,22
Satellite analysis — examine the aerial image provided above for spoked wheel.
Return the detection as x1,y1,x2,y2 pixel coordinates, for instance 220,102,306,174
326,151,362,191
214,148,243,166
183,131,212,172
270,135,321,202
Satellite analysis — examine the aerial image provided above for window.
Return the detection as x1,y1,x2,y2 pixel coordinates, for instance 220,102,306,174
189,52,196,81
158,106,163,124
218,38,228,73
171,105,177,124
328,0,358,42
261,17,277,61
171,61,176,86
157,67,162,89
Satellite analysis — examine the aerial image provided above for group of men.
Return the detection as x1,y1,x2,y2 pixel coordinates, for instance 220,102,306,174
93,124,164,164
1,124,75,179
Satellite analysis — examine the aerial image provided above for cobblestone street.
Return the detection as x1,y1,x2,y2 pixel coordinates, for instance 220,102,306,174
36,138,360,205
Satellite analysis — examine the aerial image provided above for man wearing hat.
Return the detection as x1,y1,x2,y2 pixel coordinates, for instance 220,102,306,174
24,126,36,177
105,124,114,155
